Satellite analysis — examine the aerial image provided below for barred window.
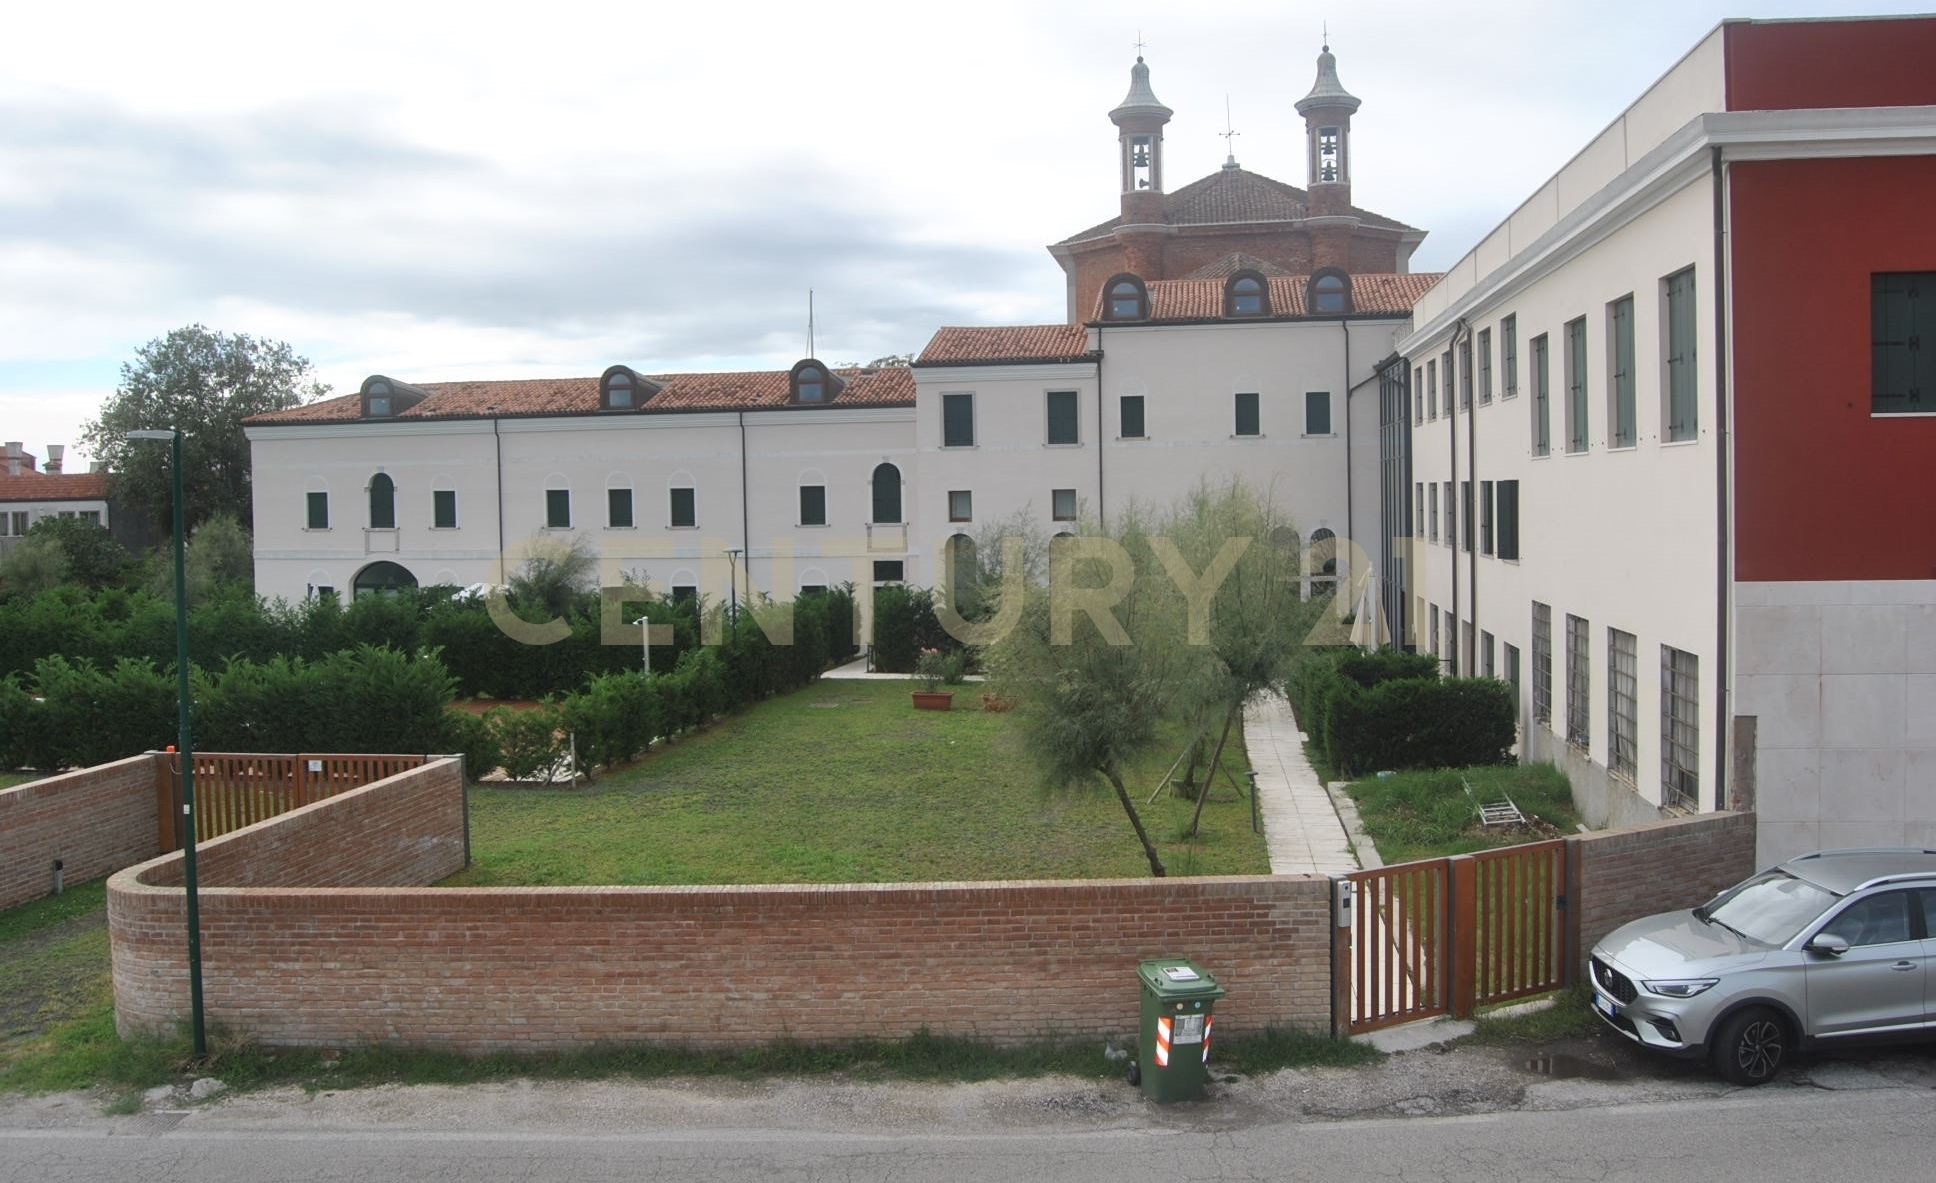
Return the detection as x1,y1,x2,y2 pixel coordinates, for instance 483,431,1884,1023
1531,333,1551,456
1565,317,1589,453
1501,315,1519,399
1662,647,1700,811
1504,642,1522,713
1609,295,1636,448
1665,269,1699,439
1477,328,1494,405
1532,603,1553,725
1565,613,1591,749
1609,628,1637,780
1482,629,1495,679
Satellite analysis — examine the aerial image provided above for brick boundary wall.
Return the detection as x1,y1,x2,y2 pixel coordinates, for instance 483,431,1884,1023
1,754,160,910
110,758,1334,1051
1567,811,1759,977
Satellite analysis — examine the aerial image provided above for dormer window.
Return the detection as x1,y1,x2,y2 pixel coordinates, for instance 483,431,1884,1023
1226,271,1270,318
1309,270,1352,314
1103,273,1149,321
599,365,662,411
789,359,846,404
359,375,427,418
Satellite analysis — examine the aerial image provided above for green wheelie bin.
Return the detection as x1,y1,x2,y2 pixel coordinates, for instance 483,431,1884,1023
1131,958,1226,1101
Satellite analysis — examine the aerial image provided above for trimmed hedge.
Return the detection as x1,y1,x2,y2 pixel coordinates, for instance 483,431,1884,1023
1288,647,1515,778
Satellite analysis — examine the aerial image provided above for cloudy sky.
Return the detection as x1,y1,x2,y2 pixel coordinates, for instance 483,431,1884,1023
3,0,1923,468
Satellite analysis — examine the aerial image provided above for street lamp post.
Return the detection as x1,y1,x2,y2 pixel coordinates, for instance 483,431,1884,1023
127,428,206,1059
725,547,743,628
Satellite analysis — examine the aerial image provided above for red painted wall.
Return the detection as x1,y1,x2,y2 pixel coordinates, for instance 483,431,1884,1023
1730,157,1936,581
1726,18,1936,111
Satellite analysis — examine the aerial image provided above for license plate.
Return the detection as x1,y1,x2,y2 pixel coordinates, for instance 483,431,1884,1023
1593,993,1619,1019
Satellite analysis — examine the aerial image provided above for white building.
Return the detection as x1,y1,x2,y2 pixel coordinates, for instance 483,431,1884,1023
0,443,110,558
1395,14,1936,860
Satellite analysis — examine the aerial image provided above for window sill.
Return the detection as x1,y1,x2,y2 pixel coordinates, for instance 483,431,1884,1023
1230,433,1266,441
1300,433,1338,440
604,524,638,531
667,524,698,531
1659,436,1702,448
541,525,574,531
365,527,398,534
797,522,830,529
1607,443,1638,454
1116,435,1148,442
941,443,979,450
303,527,332,533
948,519,972,525
1043,442,1084,449
430,525,459,531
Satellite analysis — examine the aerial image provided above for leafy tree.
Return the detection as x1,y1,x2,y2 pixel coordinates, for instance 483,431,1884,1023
82,325,329,533
505,531,598,620
0,535,72,597
146,512,254,604
16,516,130,588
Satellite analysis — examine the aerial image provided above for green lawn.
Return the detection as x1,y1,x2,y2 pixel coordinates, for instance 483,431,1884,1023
0,772,40,791
448,679,1268,886
1342,763,1581,864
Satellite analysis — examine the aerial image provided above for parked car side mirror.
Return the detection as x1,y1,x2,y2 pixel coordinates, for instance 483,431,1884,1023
1807,933,1851,957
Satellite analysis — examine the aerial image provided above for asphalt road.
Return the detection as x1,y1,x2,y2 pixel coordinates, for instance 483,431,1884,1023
5,1048,1936,1183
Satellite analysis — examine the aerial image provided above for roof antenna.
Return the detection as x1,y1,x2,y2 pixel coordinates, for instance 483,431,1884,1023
808,289,815,359
1221,96,1241,170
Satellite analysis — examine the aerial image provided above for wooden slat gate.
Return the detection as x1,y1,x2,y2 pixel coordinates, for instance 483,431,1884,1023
1337,839,1570,1036
157,753,426,851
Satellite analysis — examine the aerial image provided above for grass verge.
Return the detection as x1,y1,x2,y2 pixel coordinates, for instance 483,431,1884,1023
1341,764,1581,863
1465,987,1599,1046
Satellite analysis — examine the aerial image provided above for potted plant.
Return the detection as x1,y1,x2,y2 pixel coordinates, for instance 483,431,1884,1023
912,648,963,710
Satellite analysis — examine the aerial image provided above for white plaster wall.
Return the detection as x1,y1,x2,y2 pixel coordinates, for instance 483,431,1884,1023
1736,579,1936,864
1404,175,1721,820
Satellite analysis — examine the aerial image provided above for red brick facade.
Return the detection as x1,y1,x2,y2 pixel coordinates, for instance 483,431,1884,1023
0,755,160,909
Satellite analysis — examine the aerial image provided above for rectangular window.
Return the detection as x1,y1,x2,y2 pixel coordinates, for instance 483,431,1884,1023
1461,621,1473,677
1665,269,1699,439
1046,390,1080,445
948,489,972,522
942,393,975,447
872,560,904,583
1609,628,1638,780
1477,328,1493,404
669,487,696,528
1430,604,1441,659
671,585,697,604
1120,395,1146,439
545,488,571,529
1234,391,1260,436
1532,603,1553,726
1428,482,1439,542
1304,391,1332,436
1501,315,1519,398
798,485,827,527
1460,481,1473,553
306,491,329,530
1565,613,1591,749
6,511,26,536
608,487,635,528
1051,488,1077,521
314,585,336,602
1414,482,1425,541
433,489,457,529
1427,359,1438,420
79,510,100,526
1609,295,1636,447
1458,339,1472,410
1505,642,1522,710
1661,646,1701,811
1496,480,1520,560
1531,332,1551,455
1443,481,1454,548
1414,367,1425,424
1565,316,1588,453
1443,351,1455,416
1482,630,1496,679
1479,480,1494,555
1872,271,1935,414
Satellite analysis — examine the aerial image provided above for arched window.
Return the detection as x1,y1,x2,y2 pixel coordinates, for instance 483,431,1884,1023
1309,270,1351,314
352,560,417,599
605,371,634,408
368,473,396,529
871,463,902,524
790,359,846,404
1103,273,1149,321
1308,527,1338,578
1226,271,1270,317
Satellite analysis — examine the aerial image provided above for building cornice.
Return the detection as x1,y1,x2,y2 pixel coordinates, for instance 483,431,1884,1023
1401,106,1936,353
246,404,916,442
916,361,1100,384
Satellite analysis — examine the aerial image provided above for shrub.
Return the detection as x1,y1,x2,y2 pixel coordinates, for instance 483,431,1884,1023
440,708,502,783
1326,677,1516,777
487,704,566,783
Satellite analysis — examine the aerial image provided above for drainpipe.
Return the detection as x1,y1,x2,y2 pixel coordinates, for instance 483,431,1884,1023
738,411,751,602
1096,326,1106,526
1340,318,1353,609
1711,145,1732,812
1467,318,1480,675
1447,319,1469,674
491,413,505,582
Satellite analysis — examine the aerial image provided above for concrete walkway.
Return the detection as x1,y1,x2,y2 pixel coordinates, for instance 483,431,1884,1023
1241,692,1367,876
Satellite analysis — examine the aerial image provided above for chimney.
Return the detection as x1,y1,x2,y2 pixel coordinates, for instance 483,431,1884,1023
4,442,21,477
45,444,63,475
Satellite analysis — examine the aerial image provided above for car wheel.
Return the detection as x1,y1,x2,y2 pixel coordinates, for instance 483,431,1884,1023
1710,1007,1787,1086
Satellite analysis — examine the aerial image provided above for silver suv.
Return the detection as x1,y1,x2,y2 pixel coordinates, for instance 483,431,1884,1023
1589,848,1936,1085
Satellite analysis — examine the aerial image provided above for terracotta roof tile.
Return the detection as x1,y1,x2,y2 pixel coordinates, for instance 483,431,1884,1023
1087,271,1443,322
0,472,111,502
1182,252,1299,280
1057,166,1420,245
915,325,1095,366
246,367,914,425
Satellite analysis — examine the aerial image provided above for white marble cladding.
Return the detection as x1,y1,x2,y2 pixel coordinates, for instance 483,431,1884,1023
1736,580,1936,863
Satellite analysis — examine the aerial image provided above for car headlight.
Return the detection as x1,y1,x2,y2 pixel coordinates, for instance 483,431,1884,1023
1641,978,1718,999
